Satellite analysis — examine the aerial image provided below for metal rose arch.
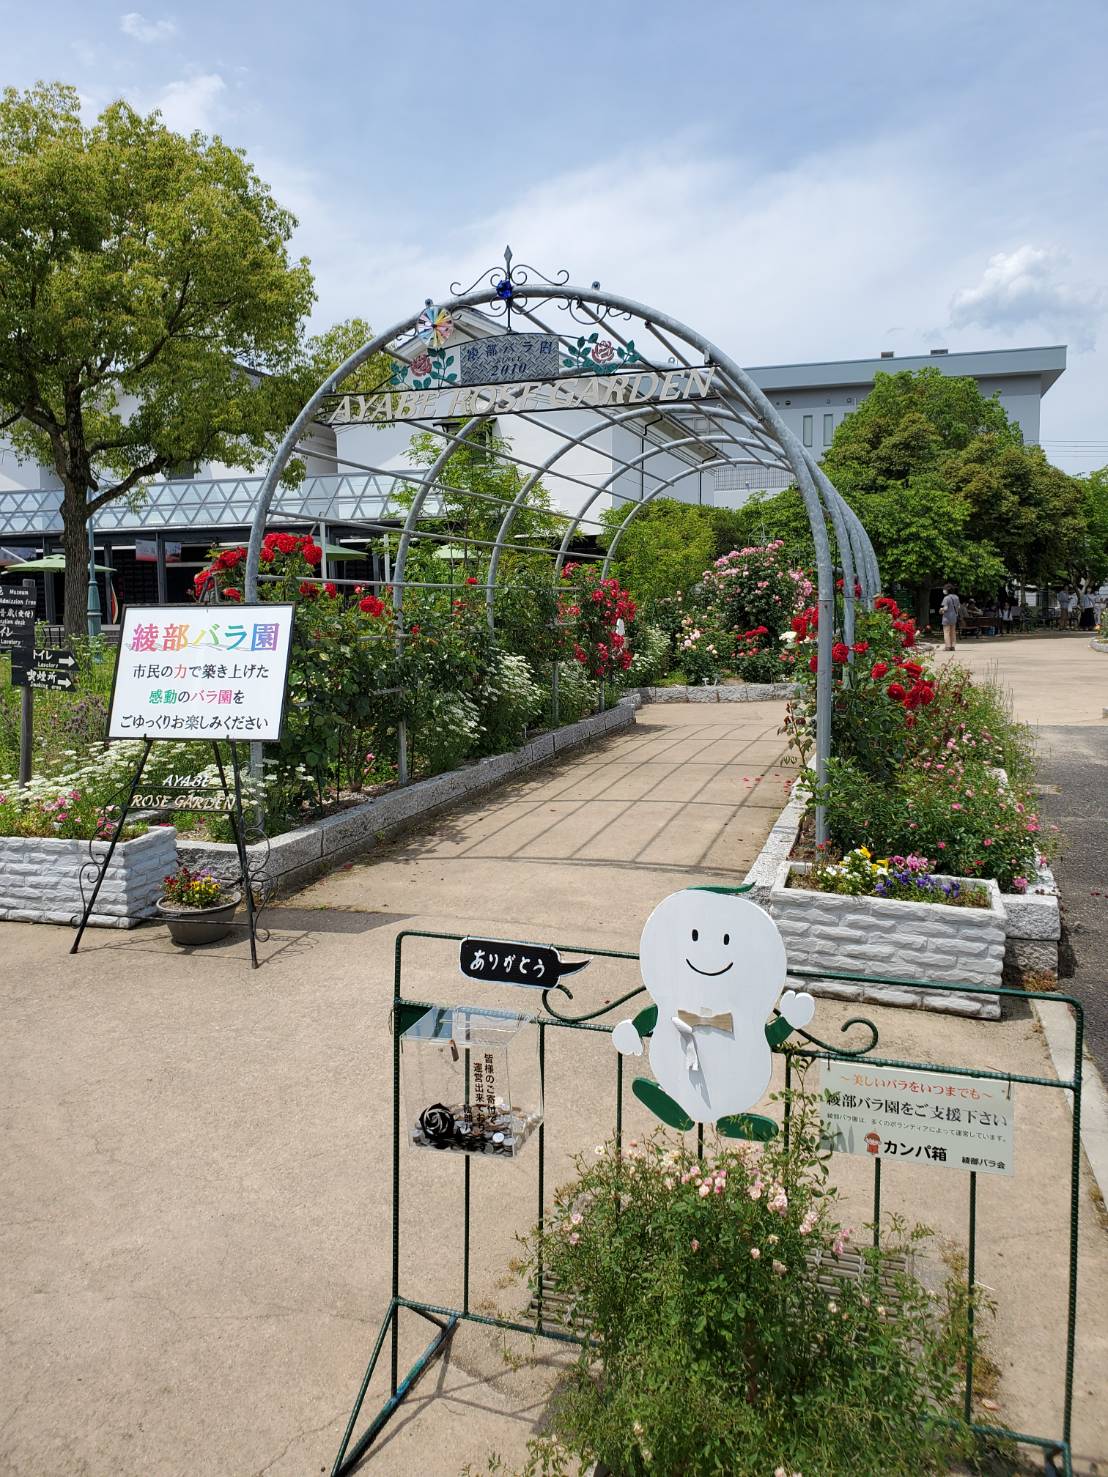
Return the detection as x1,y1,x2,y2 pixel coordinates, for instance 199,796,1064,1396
244,254,881,840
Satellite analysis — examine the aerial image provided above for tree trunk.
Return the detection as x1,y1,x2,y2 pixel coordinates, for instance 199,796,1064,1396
913,585,931,628
60,483,91,637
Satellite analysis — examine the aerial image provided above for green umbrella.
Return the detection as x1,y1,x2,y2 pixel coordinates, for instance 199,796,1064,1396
6,555,115,573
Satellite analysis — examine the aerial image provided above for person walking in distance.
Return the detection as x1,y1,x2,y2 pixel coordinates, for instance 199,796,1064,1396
939,583,961,652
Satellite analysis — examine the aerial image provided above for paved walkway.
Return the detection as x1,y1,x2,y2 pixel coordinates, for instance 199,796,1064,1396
2,696,1106,1476
0,703,795,1477
938,631,1107,726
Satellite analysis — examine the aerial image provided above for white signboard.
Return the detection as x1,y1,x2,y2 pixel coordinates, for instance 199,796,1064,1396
820,1059,1014,1176
108,603,294,743
320,365,720,426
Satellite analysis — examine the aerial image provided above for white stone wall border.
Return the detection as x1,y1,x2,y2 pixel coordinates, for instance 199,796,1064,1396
768,859,1005,1020
177,698,638,896
0,826,177,928
634,682,800,703
1089,638,1108,653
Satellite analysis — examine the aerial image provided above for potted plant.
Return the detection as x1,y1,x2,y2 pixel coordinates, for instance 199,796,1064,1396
157,864,240,946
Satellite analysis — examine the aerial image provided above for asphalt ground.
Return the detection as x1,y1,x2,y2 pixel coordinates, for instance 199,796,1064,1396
1037,725,1108,1073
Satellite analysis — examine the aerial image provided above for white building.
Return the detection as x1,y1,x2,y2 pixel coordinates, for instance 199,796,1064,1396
0,329,1070,615
747,344,1066,460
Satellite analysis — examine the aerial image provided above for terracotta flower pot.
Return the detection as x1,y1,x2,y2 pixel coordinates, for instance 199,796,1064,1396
156,894,241,946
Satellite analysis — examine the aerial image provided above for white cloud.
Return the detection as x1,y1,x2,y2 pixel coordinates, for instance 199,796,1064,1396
949,246,1105,351
287,133,954,374
249,125,1106,475
150,73,226,134
120,12,178,43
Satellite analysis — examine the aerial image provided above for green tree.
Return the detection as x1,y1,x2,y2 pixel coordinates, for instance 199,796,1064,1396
400,428,561,568
598,497,718,610
716,486,817,566
0,82,314,632
823,367,1019,493
303,316,391,398
1074,467,1108,589
861,477,1006,597
821,368,1045,616
946,439,1085,586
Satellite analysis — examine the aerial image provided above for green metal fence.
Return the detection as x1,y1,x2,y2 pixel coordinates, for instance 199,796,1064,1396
330,930,1084,1477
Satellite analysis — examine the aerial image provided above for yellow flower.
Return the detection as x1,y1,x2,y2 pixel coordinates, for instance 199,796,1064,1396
857,846,872,860
876,858,889,867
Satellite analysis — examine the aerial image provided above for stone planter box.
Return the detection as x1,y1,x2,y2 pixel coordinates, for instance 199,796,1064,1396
0,827,177,928
1002,862,1060,984
766,860,1006,1019
744,766,1060,991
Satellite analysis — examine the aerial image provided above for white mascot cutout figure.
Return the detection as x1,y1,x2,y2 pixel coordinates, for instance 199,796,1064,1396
612,886,815,1140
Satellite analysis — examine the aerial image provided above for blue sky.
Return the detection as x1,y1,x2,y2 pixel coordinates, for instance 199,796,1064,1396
4,0,1107,471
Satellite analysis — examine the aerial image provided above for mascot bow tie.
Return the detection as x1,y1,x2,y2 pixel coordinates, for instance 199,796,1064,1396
675,1010,734,1033
673,1010,734,1073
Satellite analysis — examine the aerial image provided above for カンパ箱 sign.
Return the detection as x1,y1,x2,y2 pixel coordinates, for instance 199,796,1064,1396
108,604,294,742
820,1059,1014,1176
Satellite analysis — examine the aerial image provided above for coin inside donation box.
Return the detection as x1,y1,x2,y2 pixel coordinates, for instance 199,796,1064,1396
401,1006,543,1158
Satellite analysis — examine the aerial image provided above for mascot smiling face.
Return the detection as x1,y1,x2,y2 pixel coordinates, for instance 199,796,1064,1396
613,888,811,1129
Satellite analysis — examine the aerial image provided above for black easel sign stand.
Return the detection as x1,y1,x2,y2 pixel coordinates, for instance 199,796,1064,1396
70,603,295,968
71,738,263,966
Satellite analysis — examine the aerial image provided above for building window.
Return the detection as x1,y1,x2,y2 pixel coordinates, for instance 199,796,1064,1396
802,415,813,447
823,413,834,446
164,459,198,481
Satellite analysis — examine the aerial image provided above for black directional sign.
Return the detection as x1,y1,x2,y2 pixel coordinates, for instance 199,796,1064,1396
10,647,77,690
0,588,36,650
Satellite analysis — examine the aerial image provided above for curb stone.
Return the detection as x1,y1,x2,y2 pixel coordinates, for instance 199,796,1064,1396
1033,997,1108,1216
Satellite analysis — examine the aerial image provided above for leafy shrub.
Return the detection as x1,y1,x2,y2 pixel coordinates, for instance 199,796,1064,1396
701,542,812,640
627,623,671,686
551,661,598,724
479,652,544,754
677,614,729,685
411,691,482,777
813,757,1043,892
733,626,788,684
560,563,635,680
786,595,1049,889
521,1091,980,1477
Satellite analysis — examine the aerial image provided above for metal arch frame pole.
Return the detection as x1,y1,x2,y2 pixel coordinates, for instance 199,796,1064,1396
551,433,780,571
484,406,782,628
520,297,790,492
244,283,857,837
703,381,836,840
